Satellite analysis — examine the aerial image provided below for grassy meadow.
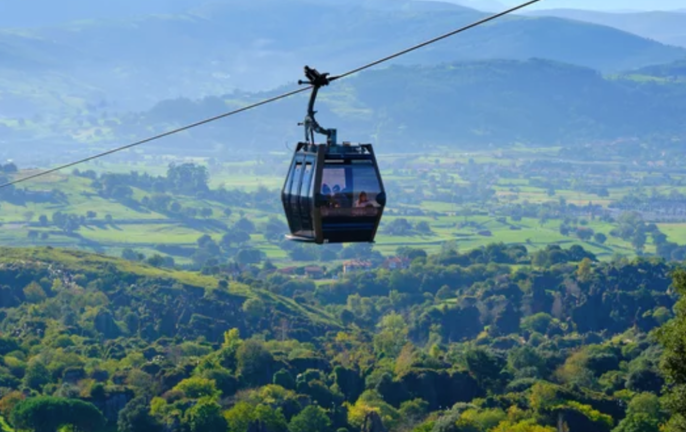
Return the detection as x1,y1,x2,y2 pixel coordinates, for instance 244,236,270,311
1,146,682,266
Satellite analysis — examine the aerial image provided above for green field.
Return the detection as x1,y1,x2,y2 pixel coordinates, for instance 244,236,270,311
1,146,682,266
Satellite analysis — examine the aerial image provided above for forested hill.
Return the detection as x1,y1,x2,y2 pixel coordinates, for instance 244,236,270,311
632,59,686,77
0,247,340,342
1,0,684,115
90,58,686,153
0,243,680,432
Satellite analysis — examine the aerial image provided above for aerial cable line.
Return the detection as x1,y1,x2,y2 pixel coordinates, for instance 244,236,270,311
0,0,541,190
0,87,312,189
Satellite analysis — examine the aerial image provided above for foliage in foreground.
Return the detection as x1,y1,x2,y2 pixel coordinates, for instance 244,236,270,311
0,245,680,432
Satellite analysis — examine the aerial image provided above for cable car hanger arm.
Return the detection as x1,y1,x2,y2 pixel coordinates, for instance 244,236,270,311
298,66,337,146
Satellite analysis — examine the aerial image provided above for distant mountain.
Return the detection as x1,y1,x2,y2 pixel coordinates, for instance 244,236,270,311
630,59,686,77
524,9,686,48
449,0,507,12
1,0,683,118
0,0,201,28
67,58,686,155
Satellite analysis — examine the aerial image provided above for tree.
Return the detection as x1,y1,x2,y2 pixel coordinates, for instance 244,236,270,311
173,377,219,399
23,282,46,303
491,301,521,336
373,313,409,358
577,258,593,282
23,359,50,390
224,402,255,432
167,163,209,195
464,347,506,392
0,392,24,420
243,298,266,320
653,231,668,246
2,163,17,173
183,398,227,432
399,399,429,424
288,405,331,432
235,218,256,234
576,227,594,241
10,397,105,432
521,313,553,335
117,397,162,432
222,230,251,248
657,270,686,432
384,218,413,236
237,249,262,265
38,215,48,226
508,346,545,377
122,249,142,261
632,231,647,251
613,393,663,432
559,225,570,236
416,221,432,235
237,340,274,387
593,232,607,244
254,405,289,432
265,217,288,242
613,414,660,432
274,369,296,390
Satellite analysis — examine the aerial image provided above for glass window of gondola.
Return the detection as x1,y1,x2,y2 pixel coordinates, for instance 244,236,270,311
320,161,382,218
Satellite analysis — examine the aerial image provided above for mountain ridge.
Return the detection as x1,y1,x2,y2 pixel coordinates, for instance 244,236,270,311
524,8,686,48
9,58,682,157
1,1,684,117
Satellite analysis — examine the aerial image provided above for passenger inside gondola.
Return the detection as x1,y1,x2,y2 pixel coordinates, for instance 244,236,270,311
355,191,369,207
332,185,351,208
355,191,378,208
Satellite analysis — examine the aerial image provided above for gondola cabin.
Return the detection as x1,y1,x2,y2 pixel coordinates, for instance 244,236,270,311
282,66,386,244
282,141,386,244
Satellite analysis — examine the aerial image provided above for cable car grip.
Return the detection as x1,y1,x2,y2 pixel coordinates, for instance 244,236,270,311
298,66,337,146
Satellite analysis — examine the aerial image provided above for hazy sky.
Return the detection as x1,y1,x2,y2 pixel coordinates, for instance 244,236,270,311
503,0,686,11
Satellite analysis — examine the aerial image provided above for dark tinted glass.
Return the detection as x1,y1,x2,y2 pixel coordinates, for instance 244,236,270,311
300,163,313,197
289,163,302,196
320,163,382,218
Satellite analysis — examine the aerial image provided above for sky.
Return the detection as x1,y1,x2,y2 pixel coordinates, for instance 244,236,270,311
456,0,686,12
501,0,686,11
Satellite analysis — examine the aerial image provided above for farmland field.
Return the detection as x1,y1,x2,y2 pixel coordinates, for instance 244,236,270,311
1,145,683,267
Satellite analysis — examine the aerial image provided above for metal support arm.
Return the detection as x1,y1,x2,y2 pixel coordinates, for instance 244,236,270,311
298,66,337,146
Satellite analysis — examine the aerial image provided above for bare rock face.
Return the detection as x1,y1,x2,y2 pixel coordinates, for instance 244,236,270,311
362,411,387,432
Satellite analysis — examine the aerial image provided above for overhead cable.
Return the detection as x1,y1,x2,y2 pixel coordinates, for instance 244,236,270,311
0,0,541,189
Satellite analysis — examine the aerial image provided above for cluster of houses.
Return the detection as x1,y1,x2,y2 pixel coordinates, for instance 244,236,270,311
275,256,411,280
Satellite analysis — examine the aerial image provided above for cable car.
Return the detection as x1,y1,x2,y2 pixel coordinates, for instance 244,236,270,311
282,67,386,244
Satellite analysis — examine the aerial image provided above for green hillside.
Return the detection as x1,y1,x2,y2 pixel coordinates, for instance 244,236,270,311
0,246,340,339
